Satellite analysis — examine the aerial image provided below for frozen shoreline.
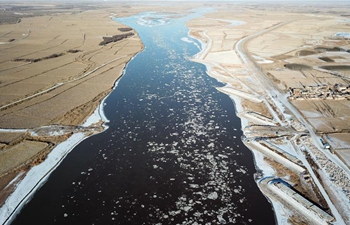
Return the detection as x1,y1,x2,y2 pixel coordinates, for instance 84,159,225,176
0,133,86,225
187,27,283,224
0,66,125,225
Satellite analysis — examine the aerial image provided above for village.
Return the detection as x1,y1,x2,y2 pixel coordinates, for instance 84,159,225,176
289,83,350,100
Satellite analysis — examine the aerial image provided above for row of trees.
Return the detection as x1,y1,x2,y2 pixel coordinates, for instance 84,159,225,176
99,32,134,46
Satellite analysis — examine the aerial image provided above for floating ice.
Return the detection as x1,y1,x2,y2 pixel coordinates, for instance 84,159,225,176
190,184,199,188
207,192,218,200
217,214,227,224
183,206,192,212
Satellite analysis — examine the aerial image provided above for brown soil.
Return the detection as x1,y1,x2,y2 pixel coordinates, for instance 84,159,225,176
28,133,71,145
241,99,272,119
51,90,109,126
284,63,312,71
321,65,350,72
185,2,350,222
0,2,199,208
0,132,26,147
297,50,318,57
319,57,334,62
0,140,50,175
288,215,309,225
264,157,300,184
265,157,329,211
0,4,144,206
271,54,293,60
0,144,54,207
315,46,346,52
0,130,74,207
0,172,23,207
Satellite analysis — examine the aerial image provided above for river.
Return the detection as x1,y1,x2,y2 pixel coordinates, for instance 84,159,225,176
10,9,275,225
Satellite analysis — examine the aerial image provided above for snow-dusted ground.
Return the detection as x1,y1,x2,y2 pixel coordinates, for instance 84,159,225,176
0,129,28,133
334,32,350,39
0,82,115,223
218,85,262,103
0,133,85,225
82,105,107,128
242,43,348,225
82,80,117,128
264,138,298,158
30,128,67,137
215,19,246,27
268,183,329,225
188,17,350,224
0,63,121,225
252,54,274,64
0,92,113,224
189,29,295,224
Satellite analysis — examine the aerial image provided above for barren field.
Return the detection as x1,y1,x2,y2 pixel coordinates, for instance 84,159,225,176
1,1,350,224
0,9,143,129
0,2,149,206
187,2,350,224
0,1,218,209
0,141,49,175
326,133,350,167
243,4,350,170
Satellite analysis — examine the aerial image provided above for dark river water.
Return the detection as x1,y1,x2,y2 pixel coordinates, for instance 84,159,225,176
11,9,275,225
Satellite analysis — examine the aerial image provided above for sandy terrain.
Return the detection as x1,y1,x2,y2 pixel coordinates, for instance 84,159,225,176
187,2,350,224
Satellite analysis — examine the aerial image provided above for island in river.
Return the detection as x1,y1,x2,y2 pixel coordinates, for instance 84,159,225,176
1,1,350,225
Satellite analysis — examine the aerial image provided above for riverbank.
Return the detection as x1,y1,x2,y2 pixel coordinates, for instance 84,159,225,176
0,3,144,213
0,3,205,222
187,14,288,224
2,2,350,224
187,4,350,224
4,8,277,225
0,72,125,224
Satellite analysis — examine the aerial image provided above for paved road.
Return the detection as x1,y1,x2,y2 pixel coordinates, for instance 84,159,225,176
235,20,350,176
235,20,292,92
235,21,347,224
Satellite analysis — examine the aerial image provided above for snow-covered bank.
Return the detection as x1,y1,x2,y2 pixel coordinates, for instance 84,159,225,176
82,82,119,128
0,61,129,225
187,25,290,224
0,79,114,223
0,129,28,133
83,75,128,128
0,133,85,225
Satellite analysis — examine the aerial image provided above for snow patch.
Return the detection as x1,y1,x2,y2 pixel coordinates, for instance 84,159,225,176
0,133,86,225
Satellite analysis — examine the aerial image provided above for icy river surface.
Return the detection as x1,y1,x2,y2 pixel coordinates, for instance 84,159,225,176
11,9,275,225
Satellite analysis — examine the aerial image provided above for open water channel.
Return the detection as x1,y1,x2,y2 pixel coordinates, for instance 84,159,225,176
11,9,275,225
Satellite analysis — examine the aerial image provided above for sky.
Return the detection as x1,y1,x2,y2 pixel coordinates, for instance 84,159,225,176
0,0,350,1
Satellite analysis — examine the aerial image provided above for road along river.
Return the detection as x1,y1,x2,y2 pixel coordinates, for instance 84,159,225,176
9,9,275,225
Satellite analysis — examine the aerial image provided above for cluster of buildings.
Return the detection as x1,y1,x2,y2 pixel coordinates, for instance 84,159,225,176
288,84,350,100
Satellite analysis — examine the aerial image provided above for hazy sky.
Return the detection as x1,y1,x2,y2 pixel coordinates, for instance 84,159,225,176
1,0,349,2
0,0,348,5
